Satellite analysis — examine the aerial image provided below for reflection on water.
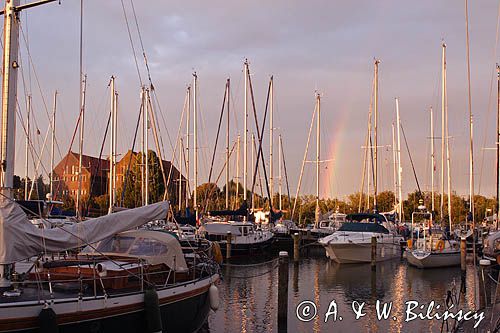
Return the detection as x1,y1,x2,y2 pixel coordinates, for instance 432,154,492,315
208,255,477,332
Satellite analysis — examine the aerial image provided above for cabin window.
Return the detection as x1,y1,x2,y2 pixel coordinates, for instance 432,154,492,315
129,238,169,256
242,227,248,236
97,236,135,253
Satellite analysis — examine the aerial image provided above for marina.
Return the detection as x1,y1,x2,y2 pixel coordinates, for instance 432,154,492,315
0,1,498,332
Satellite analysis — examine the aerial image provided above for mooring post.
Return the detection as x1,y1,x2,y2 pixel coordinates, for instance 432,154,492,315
460,237,467,292
479,259,491,309
278,251,289,333
226,231,232,260
371,236,377,271
293,233,300,262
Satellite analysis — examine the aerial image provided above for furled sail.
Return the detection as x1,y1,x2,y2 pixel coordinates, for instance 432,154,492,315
0,197,169,264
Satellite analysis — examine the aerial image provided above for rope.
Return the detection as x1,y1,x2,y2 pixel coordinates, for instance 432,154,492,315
223,261,279,279
222,257,278,268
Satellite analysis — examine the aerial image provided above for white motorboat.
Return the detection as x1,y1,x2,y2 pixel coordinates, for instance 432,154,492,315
319,213,403,264
199,220,274,255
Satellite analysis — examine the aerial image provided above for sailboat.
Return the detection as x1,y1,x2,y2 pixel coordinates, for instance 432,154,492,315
0,2,219,332
406,42,461,268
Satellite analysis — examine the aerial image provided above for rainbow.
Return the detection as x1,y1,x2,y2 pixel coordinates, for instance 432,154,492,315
321,103,350,199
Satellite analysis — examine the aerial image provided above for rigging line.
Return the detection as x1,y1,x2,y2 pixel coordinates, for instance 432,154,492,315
129,0,151,84
203,141,237,211
18,22,64,161
248,73,273,214
120,0,142,86
52,107,83,201
120,102,143,207
207,82,228,183
400,122,422,198
478,0,500,194
86,111,111,215
291,105,317,220
280,136,292,214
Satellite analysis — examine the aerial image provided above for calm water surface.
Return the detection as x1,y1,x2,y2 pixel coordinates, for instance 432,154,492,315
207,251,478,332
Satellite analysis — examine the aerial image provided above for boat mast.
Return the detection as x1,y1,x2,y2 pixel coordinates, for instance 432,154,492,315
497,64,500,230
49,91,57,198
76,75,86,218
440,42,446,225
108,76,116,213
243,60,249,210
235,134,240,208
430,106,435,224
186,85,190,210
24,95,30,200
144,88,149,206
391,123,397,211
193,72,198,220
140,86,145,205
269,76,274,207
445,56,452,232
225,78,230,209
373,59,380,212
251,133,255,211
396,98,403,222
178,137,183,212
315,92,321,227
278,134,283,211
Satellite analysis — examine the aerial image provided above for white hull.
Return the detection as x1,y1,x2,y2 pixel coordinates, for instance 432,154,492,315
320,233,403,264
406,249,461,268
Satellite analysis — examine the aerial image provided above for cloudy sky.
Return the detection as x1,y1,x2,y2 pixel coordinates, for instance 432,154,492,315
12,0,500,200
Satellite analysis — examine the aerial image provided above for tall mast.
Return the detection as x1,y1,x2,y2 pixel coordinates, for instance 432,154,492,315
278,134,283,211
225,78,230,209
251,133,255,211
391,123,397,210
315,92,321,227
440,43,446,224
497,64,500,229
235,134,240,207
445,64,452,231
373,59,380,212
50,91,57,197
243,60,249,206
108,76,116,213
185,85,190,209
144,89,149,206
269,76,274,207
193,72,198,220
430,106,435,223
76,75,86,219
140,87,145,205
178,137,183,212
24,95,30,200
396,98,403,222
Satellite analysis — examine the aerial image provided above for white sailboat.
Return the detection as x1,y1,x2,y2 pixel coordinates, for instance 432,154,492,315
406,42,461,268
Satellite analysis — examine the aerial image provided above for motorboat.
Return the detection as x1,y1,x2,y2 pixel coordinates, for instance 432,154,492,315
319,213,403,264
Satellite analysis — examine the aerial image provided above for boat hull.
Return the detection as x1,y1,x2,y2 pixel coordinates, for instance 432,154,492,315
0,274,218,333
322,241,402,264
406,249,461,268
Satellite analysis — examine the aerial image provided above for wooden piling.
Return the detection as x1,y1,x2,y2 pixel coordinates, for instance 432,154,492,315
278,251,289,333
293,233,300,262
371,236,377,271
226,231,232,260
479,259,491,308
460,237,467,293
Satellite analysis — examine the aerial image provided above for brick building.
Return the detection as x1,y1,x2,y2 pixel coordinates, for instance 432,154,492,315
52,151,109,200
53,150,185,204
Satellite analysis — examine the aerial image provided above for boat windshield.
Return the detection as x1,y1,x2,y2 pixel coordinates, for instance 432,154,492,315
338,222,390,234
95,236,135,254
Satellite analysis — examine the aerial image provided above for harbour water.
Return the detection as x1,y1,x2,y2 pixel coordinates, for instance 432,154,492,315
207,252,479,332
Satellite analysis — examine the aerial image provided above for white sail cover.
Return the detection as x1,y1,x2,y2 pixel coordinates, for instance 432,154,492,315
0,197,169,264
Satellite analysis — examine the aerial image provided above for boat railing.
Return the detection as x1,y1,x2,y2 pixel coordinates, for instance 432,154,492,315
15,254,219,303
